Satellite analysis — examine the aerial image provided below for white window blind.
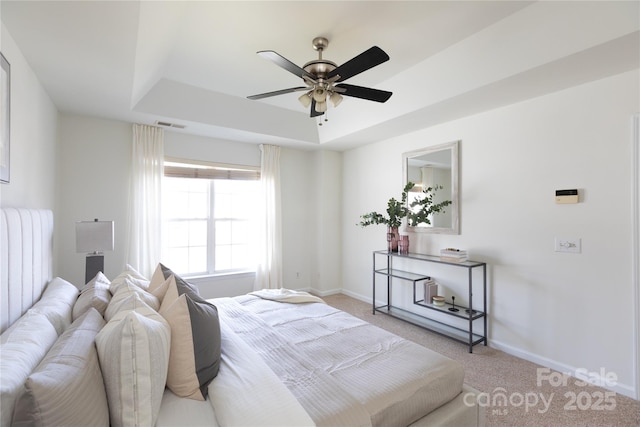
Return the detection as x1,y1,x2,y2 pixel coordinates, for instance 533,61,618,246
164,159,260,181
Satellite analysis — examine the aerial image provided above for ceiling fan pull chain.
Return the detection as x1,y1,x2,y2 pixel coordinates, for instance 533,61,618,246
320,109,328,126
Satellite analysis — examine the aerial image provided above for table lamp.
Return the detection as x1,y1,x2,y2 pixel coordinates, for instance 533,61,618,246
76,219,114,283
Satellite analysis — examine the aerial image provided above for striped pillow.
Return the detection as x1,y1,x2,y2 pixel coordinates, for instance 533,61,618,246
104,277,160,321
96,298,170,427
0,313,58,427
108,264,149,294
29,277,79,335
12,308,108,427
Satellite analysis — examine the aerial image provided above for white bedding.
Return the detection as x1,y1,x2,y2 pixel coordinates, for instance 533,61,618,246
248,288,325,304
157,297,317,427
157,388,218,427
209,300,315,427
156,294,466,427
197,295,463,427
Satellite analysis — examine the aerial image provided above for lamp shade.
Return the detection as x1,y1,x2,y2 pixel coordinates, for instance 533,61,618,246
76,220,114,253
330,92,343,107
298,92,312,108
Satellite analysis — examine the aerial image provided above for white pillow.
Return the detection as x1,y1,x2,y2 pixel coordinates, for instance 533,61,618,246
96,299,171,427
104,277,160,322
0,312,58,426
109,264,149,294
29,277,79,335
12,308,109,427
72,272,111,320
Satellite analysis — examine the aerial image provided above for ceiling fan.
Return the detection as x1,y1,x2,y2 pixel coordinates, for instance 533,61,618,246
247,37,392,122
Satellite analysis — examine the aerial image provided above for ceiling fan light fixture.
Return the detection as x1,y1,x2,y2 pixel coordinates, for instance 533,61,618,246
312,88,326,103
315,100,327,113
298,92,312,108
330,92,343,107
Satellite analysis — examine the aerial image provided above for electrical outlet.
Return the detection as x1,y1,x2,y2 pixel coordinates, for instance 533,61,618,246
554,237,581,253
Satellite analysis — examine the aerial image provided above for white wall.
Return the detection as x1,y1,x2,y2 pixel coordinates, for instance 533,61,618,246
311,150,342,295
0,25,57,210
342,70,639,398
55,114,131,285
280,148,314,291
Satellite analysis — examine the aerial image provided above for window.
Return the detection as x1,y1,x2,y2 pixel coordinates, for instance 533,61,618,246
161,159,260,277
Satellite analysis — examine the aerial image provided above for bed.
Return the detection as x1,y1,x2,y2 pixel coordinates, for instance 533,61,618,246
1,208,484,427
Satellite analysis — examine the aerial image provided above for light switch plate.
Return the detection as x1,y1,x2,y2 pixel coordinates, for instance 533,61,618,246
554,237,581,253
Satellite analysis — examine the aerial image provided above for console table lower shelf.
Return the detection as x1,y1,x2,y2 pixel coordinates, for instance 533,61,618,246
374,305,486,349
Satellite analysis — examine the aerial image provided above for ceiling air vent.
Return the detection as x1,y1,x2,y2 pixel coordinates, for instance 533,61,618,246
154,120,186,129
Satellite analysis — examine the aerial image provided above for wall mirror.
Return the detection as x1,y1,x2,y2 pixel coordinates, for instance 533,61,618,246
402,140,459,234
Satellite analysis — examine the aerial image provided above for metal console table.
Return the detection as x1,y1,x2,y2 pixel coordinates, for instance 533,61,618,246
373,250,487,353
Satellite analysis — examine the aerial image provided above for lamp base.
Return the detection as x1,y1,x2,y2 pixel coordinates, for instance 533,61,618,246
85,253,104,284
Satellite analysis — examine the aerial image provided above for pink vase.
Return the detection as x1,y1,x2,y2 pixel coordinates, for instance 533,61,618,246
398,234,409,255
387,227,400,252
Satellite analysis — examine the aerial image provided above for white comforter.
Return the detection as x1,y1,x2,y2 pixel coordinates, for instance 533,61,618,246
158,294,464,427
208,303,315,427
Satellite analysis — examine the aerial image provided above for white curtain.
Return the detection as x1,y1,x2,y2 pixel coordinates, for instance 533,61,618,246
254,144,282,290
126,124,164,278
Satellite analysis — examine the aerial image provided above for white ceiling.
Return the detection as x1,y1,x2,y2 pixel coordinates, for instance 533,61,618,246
2,1,638,151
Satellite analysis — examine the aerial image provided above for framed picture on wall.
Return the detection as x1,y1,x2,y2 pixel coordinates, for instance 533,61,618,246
1,52,10,184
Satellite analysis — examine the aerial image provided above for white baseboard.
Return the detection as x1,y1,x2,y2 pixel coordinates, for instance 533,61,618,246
490,339,637,399
339,289,369,303
306,287,341,297
339,289,390,308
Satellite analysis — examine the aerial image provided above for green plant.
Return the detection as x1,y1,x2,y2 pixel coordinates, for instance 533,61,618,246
407,185,452,227
357,182,414,228
357,182,452,229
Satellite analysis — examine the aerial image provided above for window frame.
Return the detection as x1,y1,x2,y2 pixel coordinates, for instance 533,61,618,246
162,157,260,278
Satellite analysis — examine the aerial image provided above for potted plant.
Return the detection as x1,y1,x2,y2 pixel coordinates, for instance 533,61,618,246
358,182,451,252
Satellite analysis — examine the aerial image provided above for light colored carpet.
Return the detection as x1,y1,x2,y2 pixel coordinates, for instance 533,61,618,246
323,293,640,427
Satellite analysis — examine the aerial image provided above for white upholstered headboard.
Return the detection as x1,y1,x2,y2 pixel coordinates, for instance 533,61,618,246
0,208,54,334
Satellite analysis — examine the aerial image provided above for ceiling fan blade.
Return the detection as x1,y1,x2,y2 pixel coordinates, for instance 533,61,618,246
257,50,316,80
310,99,324,117
247,87,308,100
336,83,392,103
327,46,390,82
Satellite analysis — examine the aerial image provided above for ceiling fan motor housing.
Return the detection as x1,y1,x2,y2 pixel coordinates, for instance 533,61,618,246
305,36,336,80
303,60,336,80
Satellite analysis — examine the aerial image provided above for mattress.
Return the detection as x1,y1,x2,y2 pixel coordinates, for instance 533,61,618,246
179,294,466,427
